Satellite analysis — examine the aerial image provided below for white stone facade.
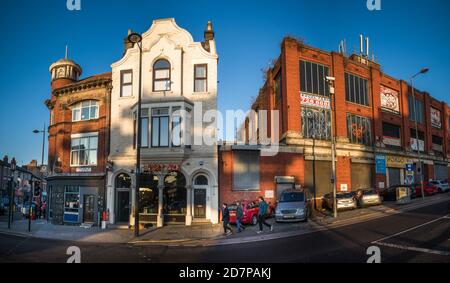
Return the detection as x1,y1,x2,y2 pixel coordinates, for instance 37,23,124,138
106,18,219,226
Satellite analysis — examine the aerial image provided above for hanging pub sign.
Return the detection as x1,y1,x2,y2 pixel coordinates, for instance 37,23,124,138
380,86,400,114
430,107,442,128
300,93,331,110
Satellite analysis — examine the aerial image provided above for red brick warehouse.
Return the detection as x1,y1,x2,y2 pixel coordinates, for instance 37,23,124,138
219,36,450,208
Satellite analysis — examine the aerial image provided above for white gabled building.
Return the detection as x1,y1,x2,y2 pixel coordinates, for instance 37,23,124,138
106,18,219,227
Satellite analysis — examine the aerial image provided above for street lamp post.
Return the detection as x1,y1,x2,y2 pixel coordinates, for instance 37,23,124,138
411,68,429,200
326,76,337,218
33,124,46,167
7,158,17,229
128,32,143,237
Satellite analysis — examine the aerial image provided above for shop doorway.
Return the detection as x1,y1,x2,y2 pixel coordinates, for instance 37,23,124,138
117,191,130,223
83,195,95,223
193,175,208,219
115,173,132,223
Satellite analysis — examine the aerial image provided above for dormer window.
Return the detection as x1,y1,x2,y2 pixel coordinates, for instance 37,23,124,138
72,100,99,122
153,59,171,92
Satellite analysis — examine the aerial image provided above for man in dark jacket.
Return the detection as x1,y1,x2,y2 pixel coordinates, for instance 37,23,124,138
257,197,273,234
236,201,246,232
222,203,233,235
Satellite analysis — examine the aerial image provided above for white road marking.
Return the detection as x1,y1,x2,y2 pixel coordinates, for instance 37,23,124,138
375,242,450,256
372,214,450,244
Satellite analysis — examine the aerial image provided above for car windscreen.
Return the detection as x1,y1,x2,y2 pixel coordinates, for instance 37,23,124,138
280,192,304,203
363,190,378,195
337,193,354,199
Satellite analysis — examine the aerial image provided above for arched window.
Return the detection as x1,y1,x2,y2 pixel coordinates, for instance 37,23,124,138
153,59,171,92
194,175,208,186
116,173,131,189
72,100,99,122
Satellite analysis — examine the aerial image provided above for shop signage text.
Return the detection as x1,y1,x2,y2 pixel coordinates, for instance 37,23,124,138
410,138,425,152
76,167,91,173
300,93,331,110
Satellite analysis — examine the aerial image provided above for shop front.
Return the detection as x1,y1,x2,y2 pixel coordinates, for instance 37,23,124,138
386,156,413,187
47,175,105,225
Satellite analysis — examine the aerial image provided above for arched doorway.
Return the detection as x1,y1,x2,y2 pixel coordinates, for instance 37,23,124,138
115,173,131,223
193,174,209,219
164,171,187,224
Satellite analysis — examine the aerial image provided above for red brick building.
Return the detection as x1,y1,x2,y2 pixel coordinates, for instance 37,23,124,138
45,56,112,225
220,37,450,207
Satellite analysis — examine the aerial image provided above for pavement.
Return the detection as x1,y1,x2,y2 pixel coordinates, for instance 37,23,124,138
1,198,449,263
0,193,449,247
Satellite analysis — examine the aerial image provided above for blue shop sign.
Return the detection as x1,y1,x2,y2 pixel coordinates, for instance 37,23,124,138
375,155,387,175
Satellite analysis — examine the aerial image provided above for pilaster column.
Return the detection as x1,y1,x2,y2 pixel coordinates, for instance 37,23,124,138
157,175,165,227
185,185,193,226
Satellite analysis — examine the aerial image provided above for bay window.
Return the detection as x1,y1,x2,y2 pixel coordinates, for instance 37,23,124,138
151,108,170,147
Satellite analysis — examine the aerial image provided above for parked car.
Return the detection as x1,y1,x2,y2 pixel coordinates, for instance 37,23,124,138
355,189,382,207
323,192,357,211
229,200,260,225
413,182,438,197
275,190,309,222
429,180,450,193
229,200,275,225
381,185,415,201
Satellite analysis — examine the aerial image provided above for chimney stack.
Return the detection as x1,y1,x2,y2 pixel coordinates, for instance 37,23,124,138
124,29,134,55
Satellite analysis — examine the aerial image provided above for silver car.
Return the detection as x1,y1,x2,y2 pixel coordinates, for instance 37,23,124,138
356,189,382,207
323,192,357,211
275,190,309,222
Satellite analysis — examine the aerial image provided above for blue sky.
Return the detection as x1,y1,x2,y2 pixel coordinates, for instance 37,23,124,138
0,0,449,166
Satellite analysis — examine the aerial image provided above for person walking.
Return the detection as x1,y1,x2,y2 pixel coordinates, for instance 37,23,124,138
41,202,47,220
236,201,246,233
257,196,273,234
221,203,233,236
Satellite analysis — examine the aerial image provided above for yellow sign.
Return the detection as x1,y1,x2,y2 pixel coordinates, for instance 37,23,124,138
386,156,413,169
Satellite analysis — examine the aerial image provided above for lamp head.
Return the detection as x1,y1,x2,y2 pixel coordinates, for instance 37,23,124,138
128,33,143,44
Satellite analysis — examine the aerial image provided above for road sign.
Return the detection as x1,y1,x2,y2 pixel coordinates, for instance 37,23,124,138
375,155,387,175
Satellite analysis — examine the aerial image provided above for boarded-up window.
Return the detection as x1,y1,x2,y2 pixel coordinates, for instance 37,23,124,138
351,163,374,190
434,164,448,181
388,168,401,187
305,160,332,198
233,150,260,191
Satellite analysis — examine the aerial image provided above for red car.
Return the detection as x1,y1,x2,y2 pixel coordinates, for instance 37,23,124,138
413,182,438,197
228,200,275,226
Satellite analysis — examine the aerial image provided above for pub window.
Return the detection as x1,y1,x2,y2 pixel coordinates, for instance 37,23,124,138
64,186,80,223
408,96,424,124
120,70,133,97
301,107,331,140
194,64,207,92
233,150,260,191
153,59,171,92
347,114,372,146
345,73,369,106
141,109,149,148
300,60,330,97
151,108,170,147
